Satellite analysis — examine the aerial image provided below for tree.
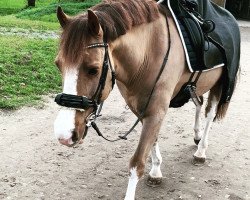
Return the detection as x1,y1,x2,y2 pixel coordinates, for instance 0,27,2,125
28,0,36,7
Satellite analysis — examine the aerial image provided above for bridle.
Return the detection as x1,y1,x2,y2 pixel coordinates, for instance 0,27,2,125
55,17,171,143
55,42,116,140
55,43,115,111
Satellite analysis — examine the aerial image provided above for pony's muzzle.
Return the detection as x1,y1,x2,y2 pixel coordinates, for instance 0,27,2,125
57,129,84,147
54,109,80,147
58,138,74,147
54,100,90,146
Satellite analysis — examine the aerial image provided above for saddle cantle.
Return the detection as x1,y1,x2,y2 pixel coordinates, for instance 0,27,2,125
161,0,240,107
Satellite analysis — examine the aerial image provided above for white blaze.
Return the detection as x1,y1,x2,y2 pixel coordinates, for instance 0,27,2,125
62,68,79,94
54,68,79,140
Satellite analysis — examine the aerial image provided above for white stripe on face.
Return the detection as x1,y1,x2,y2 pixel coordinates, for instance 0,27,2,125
63,68,79,95
54,68,79,140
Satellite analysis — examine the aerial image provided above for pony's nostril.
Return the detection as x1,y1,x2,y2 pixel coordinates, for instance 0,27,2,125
71,130,78,142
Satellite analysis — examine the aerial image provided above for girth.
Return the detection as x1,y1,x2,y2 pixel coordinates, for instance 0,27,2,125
170,71,202,108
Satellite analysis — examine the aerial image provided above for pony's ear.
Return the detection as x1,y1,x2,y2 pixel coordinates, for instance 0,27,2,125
57,6,69,28
87,9,100,35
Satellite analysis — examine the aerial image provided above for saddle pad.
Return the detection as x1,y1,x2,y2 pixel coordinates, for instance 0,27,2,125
177,19,203,71
162,0,241,103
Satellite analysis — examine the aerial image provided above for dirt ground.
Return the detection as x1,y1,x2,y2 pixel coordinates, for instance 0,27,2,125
0,28,249,200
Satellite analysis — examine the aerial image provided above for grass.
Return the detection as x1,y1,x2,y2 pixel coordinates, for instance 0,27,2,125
0,0,101,30
0,36,61,109
16,1,101,23
0,0,26,15
0,0,26,8
0,0,56,15
0,15,59,30
0,0,59,30
0,0,101,109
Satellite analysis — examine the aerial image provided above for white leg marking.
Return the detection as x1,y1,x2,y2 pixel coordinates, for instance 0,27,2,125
124,168,139,200
149,142,162,178
54,68,79,140
194,98,217,158
194,104,202,140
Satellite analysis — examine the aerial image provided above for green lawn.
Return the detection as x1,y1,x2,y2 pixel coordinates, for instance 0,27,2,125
16,1,100,23
0,0,58,30
0,0,26,8
0,0,101,30
0,0,100,109
0,0,56,15
0,0,26,15
0,15,59,30
0,0,56,12
0,36,61,109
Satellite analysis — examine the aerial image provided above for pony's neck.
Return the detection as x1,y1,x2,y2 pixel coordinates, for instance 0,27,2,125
110,14,169,91
110,25,149,86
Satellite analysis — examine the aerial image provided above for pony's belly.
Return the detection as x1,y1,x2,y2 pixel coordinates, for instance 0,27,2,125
173,67,223,99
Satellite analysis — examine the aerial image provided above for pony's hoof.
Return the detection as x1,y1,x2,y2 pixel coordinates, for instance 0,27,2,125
192,155,206,166
194,138,201,145
146,175,162,187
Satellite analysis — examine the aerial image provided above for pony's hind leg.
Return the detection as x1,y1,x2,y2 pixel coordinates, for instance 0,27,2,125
193,96,204,145
146,141,163,187
193,86,221,164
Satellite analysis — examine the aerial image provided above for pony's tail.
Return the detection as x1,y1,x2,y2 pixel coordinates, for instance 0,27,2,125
214,102,229,121
214,66,240,121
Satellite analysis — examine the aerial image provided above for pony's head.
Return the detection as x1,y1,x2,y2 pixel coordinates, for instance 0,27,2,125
54,7,113,146
54,0,161,146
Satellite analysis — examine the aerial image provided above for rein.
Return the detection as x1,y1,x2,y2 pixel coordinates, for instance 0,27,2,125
55,17,171,143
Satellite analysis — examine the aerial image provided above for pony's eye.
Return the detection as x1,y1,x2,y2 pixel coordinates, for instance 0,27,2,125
88,68,98,75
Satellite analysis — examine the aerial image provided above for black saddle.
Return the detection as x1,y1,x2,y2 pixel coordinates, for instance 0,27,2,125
168,0,225,71
163,0,240,105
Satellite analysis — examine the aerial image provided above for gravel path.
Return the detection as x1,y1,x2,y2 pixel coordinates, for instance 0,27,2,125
0,28,249,200
0,27,59,39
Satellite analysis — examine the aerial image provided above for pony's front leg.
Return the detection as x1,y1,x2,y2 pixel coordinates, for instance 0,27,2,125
124,115,165,200
124,167,139,200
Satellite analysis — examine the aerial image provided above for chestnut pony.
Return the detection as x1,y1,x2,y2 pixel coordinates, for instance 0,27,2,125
54,0,237,199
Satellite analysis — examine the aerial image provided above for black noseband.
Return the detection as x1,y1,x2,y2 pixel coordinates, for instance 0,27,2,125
55,93,96,110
